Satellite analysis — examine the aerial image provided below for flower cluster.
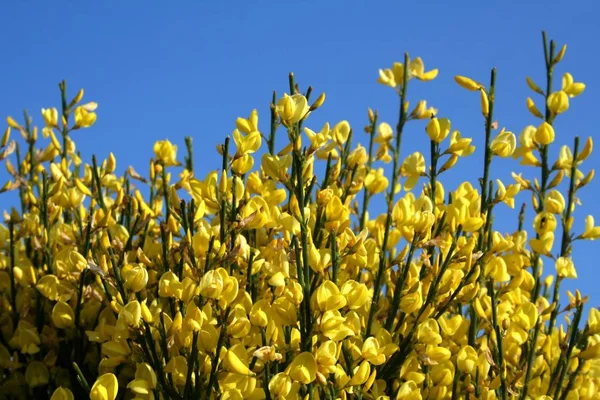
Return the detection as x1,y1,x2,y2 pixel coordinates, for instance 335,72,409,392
0,32,598,400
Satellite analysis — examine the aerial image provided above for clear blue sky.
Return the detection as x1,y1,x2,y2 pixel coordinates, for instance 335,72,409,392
1,2,598,311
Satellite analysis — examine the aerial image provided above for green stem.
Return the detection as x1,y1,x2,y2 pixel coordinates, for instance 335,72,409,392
360,112,377,230
293,150,313,352
429,140,438,207
552,304,583,399
488,279,507,400
548,137,580,332
219,138,230,245
330,232,338,285
365,52,409,338
205,309,229,400
523,33,557,400
480,68,497,214
183,331,199,399
161,163,171,222
91,155,107,211
8,221,18,327
385,235,418,332
268,91,277,155
184,136,194,173
72,362,91,393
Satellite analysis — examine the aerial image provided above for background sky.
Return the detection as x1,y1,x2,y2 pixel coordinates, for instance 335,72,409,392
1,1,598,313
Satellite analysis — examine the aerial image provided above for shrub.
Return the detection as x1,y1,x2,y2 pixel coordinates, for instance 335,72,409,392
0,31,598,400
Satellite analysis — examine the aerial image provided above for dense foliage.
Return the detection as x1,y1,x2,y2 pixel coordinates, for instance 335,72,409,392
0,32,598,399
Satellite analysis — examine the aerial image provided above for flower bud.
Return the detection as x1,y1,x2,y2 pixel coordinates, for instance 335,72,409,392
454,75,481,91
50,387,74,400
310,92,326,111
526,76,544,95
425,118,451,143
534,122,555,146
480,88,489,116
547,91,569,115
553,44,567,64
491,129,516,158
526,97,544,118
52,301,74,329
122,265,148,292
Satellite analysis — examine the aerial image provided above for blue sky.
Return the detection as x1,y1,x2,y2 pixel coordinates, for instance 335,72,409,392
1,2,598,311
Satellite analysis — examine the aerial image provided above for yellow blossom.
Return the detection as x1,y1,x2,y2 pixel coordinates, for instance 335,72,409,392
90,373,118,400
490,129,516,157
153,139,178,166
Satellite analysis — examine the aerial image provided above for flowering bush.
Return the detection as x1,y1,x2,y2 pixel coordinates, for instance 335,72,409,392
0,32,598,400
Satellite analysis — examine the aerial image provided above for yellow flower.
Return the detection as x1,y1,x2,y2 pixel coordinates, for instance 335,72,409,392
547,90,569,114
534,121,555,146
50,387,74,400
409,57,438,81
401,152,425,190
340,280,370,310
577,136,593,162
9,321,41,354
235,109,259,134
378,62,405,88
122,264,148,292
417,319,442,345
164,356,188,385
42,107,59,127
364,168,389,194
332,121,351,145
25,361,49,387
305,123,331,150
447,130,475,156
454,75,482,91
348,144,368,167
325,196,350,231
545,190,565,214
287,352,317,384
153,139,178,166
116,300,142,331
272,297,298,326
348,360,371,386
36,275,61,301
530,231,554,255
269,373,293,398
410,100,437,119
51,301,74,329
556,257,577,278
375,122,393,144
526,97,544,118
250,299,272,327
223,344,255,376
315,280,347,312
276,93,309,125
480,88,489,116
159,271,183,298
396,380,422,399
490,129,516,157
73,104,97,128
413,210,435,233
582,216,600,240
90,373,119,400
457,346,478,375
425,118,451,143
233,129,261,155
579,342,600,360
400,283,423,313
562,72,586,97
320,310,353,341
484,256,510,282
526,76,544,95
